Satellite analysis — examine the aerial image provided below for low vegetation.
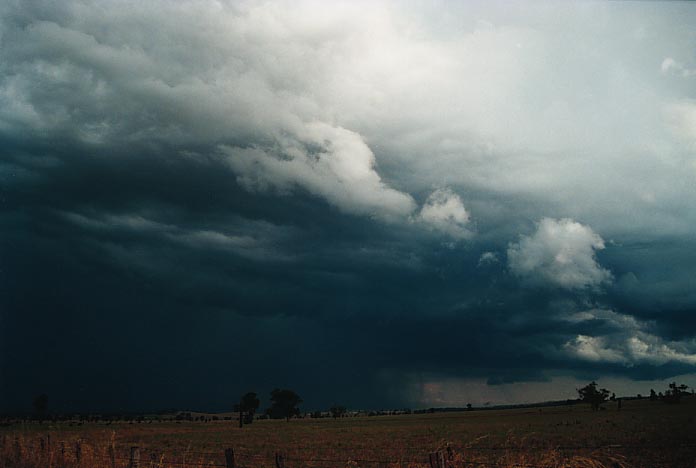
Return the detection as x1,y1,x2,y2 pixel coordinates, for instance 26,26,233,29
2,395,695,468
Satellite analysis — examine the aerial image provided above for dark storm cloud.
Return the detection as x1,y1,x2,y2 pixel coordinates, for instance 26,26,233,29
2,0,696,412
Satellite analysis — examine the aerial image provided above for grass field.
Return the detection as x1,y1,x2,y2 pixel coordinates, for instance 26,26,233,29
2,398,695,468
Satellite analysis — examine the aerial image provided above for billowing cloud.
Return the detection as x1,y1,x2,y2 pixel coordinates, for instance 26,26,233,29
562,309,696,366
507,218,612,290
418,188,472,239
0,1,417,221
2,0,696,412
222,122,416,219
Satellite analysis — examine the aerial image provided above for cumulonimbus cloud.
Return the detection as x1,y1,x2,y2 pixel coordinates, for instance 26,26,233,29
0,2,419,221
507,218,612,290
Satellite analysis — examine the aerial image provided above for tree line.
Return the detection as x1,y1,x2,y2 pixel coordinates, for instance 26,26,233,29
577,380,692,410
10,380,694,424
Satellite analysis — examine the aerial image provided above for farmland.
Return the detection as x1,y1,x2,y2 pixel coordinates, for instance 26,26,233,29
2,397,695,468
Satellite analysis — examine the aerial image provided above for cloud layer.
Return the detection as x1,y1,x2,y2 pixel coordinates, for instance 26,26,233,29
1,0,696,411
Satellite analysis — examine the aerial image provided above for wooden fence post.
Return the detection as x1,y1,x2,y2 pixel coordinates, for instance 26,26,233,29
275,453,286,468
75,440,82,465
428,452,445,468
225,448,235,468
13,437,21,461
129,446,141,468
109,443,116,468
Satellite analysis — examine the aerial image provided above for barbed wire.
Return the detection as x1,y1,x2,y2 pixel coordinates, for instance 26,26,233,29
3,435,696,468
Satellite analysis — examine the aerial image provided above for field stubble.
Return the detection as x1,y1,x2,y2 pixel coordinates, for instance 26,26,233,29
1,398,695,468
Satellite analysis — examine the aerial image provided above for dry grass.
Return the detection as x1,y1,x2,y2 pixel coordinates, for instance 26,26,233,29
2,398,695,468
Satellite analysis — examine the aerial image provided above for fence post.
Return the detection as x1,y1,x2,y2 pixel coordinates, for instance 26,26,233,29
109,443,117,468
75,440,82,465
225,448,235,468
13,437,21,461
275,453,286,468
429,452,445,468
129,446,141,468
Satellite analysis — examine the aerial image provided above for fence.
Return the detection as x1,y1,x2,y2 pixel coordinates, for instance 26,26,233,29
2,435,696,468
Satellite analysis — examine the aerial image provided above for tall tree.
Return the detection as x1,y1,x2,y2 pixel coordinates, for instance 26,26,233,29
234,392,260,427
577,381,610,411
329,405,347,419
663,382,689,404
267,389,302,421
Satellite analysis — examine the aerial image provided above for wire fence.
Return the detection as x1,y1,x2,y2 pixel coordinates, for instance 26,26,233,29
2,435,696,468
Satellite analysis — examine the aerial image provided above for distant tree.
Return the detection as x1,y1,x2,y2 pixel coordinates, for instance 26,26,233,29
330,405,347,418
663,382,689,404
234,392,260,426
32,394,48,420
649,389,657,401
577,381,610,411
267,389,302,421
466,403,472,411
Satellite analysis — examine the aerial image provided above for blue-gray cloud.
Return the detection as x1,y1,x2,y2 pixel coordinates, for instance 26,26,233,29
1,0,696,412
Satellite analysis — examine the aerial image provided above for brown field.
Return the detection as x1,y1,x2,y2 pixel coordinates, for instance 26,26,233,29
2,398,695,468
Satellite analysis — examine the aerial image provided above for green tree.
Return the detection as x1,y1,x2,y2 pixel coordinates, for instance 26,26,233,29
329,405,347,419
234,392,260,427
267,389,302,421
577,381,610,411
663,382,689,404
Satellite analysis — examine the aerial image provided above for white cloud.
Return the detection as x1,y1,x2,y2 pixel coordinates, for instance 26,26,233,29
418,188,472,239
562,309,696,366
661,57,696,77
222,121,416,219
2,1,696,236
507,218,612,290
0,2,418,221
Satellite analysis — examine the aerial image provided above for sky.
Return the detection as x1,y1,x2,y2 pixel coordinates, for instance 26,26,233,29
1,0,696,413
